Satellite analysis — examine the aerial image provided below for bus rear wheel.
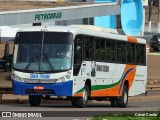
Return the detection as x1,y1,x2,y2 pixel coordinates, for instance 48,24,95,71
76,85,89,108
117,85,128,108
110,98,117,107
29,95,41,107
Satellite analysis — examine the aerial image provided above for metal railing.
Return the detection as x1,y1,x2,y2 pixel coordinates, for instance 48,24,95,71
144,24,160,33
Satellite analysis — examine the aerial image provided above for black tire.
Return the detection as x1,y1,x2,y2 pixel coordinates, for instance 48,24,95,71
71,98,77,106
155,47,159,51
159,46,160,51
110,98,117,107
29,95,41,107
4,65,9,72
117,85,128,108
76,85,89,108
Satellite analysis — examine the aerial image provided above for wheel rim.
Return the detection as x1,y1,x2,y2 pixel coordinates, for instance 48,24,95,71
83,88,88,104
124,90,128,104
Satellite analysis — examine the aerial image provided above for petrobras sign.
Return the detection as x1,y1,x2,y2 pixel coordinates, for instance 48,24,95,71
142,0,148,6
35,12,62,21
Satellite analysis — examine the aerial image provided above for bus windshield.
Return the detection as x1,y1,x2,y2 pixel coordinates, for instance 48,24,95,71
13,32,73,72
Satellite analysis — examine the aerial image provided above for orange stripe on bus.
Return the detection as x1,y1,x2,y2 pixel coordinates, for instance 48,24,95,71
73,92,83,97
127,36,138,43
124,65,137,90
118,65,137,96
91,85,120,97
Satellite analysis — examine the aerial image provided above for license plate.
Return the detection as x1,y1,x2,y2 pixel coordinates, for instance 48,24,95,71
34,86,44,90
30,74,50,79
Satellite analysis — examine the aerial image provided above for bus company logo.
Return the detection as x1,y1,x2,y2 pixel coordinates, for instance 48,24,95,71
96,65,109,72
2,112,11,117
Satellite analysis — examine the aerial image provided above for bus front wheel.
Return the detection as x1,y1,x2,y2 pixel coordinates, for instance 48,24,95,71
117,85,128,108
71,98,77,106
29,95,41,107
76,85,89,108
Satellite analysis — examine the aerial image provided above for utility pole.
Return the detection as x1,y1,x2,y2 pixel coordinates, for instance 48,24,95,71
148,0,152,23
158,1,160,33
148,0,152,32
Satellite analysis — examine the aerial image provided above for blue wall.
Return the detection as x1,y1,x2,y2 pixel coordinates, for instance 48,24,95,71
94,0,116,29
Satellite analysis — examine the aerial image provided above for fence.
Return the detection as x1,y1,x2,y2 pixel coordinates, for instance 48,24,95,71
144,24,160,33
145,80,160,96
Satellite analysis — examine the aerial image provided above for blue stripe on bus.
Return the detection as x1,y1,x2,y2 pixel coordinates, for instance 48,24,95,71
118,68,134,95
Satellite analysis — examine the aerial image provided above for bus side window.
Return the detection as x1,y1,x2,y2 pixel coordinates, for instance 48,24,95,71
73,35,83,76
100,39,105,61
117,41,126,63
106,39,115,62
136,44,145,65
110,40,116,62
84,36,94,60
95,38,101,61
127,43,131,63
105,39,110,61
117,41,122,63
131,43,136,64
136,44,141,65
121,42,126,62
142,45,146,65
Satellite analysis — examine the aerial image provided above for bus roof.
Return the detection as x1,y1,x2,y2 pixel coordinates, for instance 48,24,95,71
18,25,146,44
70,25,118,34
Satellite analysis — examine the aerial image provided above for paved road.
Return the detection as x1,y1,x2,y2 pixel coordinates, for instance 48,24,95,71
0,91,159,120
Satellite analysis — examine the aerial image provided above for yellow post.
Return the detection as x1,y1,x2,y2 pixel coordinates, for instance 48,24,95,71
56,0,64,3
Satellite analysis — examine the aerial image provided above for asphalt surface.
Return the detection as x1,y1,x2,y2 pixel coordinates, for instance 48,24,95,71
0,91,159,120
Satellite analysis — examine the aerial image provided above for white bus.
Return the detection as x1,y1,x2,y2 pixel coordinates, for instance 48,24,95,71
12,25,147,108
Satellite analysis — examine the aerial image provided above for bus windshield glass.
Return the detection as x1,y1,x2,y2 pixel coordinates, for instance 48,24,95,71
13,32,73,72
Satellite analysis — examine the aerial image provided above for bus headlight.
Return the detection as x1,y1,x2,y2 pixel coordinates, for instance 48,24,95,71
58,76,65,82
57,75,70,83
65,75,70,79
12,74,24,82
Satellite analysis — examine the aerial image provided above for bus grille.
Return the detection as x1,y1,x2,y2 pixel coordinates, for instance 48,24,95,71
23,78,57,84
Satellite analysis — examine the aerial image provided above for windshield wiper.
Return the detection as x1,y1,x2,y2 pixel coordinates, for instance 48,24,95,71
43,52,55,72
24,52,40,71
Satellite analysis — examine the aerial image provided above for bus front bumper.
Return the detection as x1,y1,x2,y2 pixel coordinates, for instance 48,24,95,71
12,80,73,96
